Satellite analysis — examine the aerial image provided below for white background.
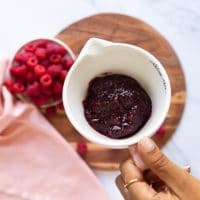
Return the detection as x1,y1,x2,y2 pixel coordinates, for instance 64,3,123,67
0,0,200,199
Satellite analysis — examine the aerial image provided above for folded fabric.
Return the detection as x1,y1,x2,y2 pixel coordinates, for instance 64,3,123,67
0,58,110,200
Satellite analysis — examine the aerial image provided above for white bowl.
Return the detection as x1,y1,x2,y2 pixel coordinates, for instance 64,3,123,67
63,38,171,149
8,38,75,108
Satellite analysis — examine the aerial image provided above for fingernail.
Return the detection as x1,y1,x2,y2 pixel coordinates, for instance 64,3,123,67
164,186,170,193
133,152,147,170
128,144,137,156
183,165,191,173
140,137,155,152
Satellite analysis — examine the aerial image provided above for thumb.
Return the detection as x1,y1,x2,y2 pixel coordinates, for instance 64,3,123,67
136,137,190,196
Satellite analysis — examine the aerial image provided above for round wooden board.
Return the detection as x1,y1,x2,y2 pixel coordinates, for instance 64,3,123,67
48,13,186,170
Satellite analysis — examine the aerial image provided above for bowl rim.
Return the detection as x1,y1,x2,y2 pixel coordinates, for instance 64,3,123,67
63,39,171,149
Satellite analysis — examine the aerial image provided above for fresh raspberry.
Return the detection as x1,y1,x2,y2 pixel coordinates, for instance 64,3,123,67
32,95,49,106
40,74,52,87
35,48,47,60
61,58,68,69
4,79,14,91
46,106,56,117
60,70,68,82
25,43,36,52
37,39,48,48
49,54,62,63
41,86,53,96
12,82,25,93
56,46,67,55
76,141,87,155
14,52,34,63
14,65,28,77
13,77,26,85
67,59,74,68
62,58,74,70
26,71,35,83
47,64,62,77
46,43,58,55
34,64,46,77
26,81,40,97
40,60,50,67
53,93,62,101
27,56,38,69
10,66,17,76
14,52,22,62
155,126,165,136
57,102,64,110
53,81,63,94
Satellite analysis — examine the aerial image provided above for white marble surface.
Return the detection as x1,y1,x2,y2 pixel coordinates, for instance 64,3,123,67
0,0,200,199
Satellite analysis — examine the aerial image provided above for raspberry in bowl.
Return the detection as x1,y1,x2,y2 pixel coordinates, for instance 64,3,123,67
63,38,171,149
4,38,75,113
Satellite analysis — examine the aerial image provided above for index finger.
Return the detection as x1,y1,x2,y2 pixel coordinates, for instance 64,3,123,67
119,159,157,200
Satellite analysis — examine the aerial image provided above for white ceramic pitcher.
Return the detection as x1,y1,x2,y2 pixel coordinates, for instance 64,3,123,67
62,38,171,149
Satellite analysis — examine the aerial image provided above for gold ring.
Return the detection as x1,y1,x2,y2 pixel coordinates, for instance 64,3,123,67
124,178,140,191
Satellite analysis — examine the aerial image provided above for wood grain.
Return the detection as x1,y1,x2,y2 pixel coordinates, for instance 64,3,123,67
48,13,186,170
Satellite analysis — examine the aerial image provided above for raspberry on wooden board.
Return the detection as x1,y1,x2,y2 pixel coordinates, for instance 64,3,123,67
77,141,88,155
155,126,165,136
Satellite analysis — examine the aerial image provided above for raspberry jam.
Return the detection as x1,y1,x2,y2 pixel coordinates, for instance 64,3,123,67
83,74,152,139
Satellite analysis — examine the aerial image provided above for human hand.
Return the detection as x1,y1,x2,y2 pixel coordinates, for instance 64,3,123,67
116,137,200,200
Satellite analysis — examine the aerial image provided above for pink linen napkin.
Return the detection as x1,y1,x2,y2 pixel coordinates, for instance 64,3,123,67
0,58,110,200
